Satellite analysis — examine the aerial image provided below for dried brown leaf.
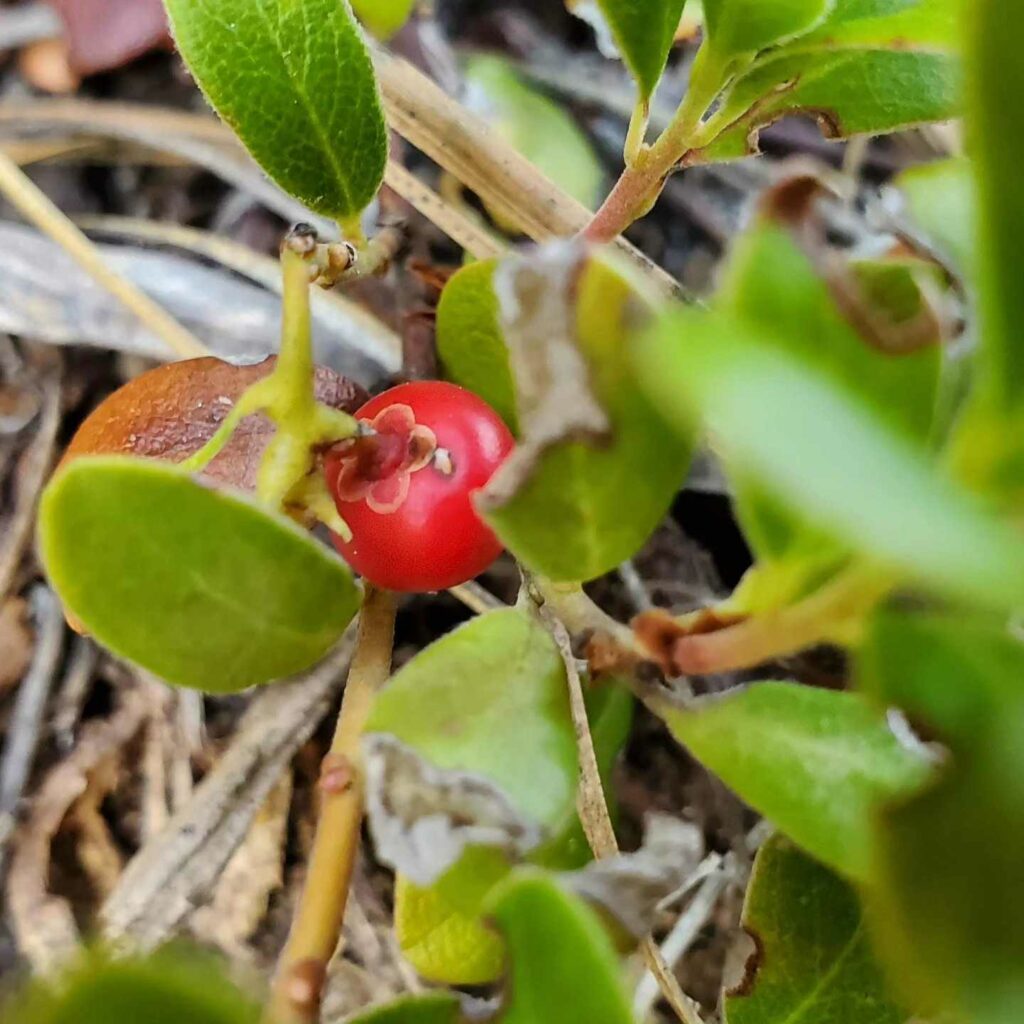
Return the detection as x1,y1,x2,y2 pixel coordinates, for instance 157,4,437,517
61,355,367,492
0,597,33,694
363,734,542,887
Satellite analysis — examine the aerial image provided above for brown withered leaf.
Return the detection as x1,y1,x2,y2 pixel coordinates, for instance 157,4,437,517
480,240,610,509
363,734,542,886
565,815,704,939
61,355,367,492
759,173,955,355
45,0,171,75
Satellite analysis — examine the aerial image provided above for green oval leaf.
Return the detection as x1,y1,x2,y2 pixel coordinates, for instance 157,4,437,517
39,457,360,692
5,947,260,1024
586,0,689,101
702,48,960,161
726,834,905,1024
351,0,415,40
165,0,387,222
703,0,832,61
634,308,1024,613
898,159,974,275
657,682,930,879
484,253,693,583
488,873,633,1024
464,56,603,214
863,609,1024,1024
367,607,577,829
803,0,957,48
435,259,519,434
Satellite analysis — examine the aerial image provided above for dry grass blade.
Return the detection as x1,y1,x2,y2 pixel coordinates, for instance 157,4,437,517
0,587,65,840
383,162,506,260
538,601,706,1024
0,150,206,359
6,683,147,973
0,367,61,603
101,636,356,950
373,50,682,296
75,215,402,373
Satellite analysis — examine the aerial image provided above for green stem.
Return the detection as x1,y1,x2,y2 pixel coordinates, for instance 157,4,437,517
583,44,734,243
275,246,316,416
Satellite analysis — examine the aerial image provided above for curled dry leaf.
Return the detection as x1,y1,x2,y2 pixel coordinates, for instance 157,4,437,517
363,734,543,887
45,0,171,75
479,240,609,510
61,355,368,492
565,814,705,939
760,174,955,355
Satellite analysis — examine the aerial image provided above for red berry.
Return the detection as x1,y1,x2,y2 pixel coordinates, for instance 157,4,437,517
324,381,514,592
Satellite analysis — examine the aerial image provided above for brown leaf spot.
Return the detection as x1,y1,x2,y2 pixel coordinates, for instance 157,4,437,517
725,927,765,1000
61,355,367,492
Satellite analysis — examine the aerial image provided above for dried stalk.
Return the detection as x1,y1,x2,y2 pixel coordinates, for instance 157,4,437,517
267,588,397,1024
0,149,206,359
537,598,706,1024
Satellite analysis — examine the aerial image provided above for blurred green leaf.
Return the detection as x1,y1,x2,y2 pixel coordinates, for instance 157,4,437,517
634,309,1024,613
488,873,633,1024
39,457,359,692
898,159,974,275
658,681,929,879
435,259,519,433
702,48,959,161
5,947,260,1024
344,994,463,1024
587,0,688,100
702,0,831,62
863,609,1024,1024
465,56,603,214
485,256,693,583
165,0,386,222
725,833,905,1024
967,0,1024,418
351,0,415,40
803,0,957,48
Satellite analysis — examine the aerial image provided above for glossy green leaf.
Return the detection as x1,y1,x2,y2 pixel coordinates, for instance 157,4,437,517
345,995,462,1024
969,0,1024,417
703,48,959,161
39,457,360,692
165,0,386,222
5,947,260,1024
898,159,974,275
589,0,688,100
725,834,905,1024
464,56,603,214
488,873,633,1024
703,0,831,61
634,309,1024,613
435,259,519,433
863,609,1024,1024
351,0,415,40
485,256,693,583
658,682,929,879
